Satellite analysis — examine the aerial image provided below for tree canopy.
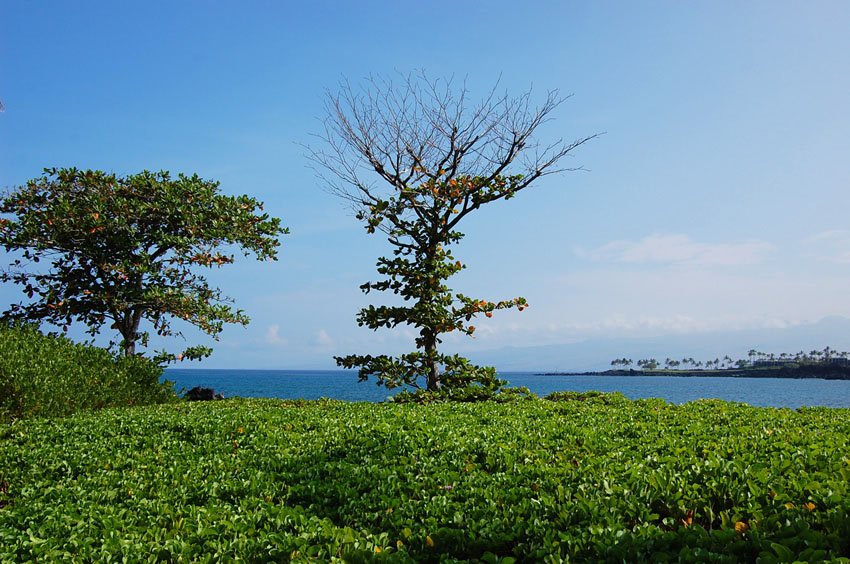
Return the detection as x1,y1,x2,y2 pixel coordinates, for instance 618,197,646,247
0,168,286,360
310,74,597,391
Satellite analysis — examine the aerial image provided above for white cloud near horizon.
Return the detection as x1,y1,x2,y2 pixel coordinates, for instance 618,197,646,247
805,230,850,263
437,261,850,350
264,324,288,346
445,312,805,352
576,234,773,266
313,329,334,348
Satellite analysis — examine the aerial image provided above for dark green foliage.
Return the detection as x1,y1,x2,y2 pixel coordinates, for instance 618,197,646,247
392,377,535,405
338,351,513,393
332,176,534,392
544,390,629,405
0,168,286,360
0,324,175,421
2,398,850,561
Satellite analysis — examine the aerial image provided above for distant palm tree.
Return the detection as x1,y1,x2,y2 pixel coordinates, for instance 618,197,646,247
611,358,632,368
639,358,659,371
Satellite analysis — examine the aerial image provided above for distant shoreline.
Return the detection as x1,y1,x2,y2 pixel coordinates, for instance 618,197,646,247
538,365,850,381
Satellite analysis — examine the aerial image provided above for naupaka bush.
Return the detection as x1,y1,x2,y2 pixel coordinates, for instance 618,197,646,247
1,397,849,561
0,324,175,422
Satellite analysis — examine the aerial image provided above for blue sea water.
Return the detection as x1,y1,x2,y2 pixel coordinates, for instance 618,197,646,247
164,369,850,409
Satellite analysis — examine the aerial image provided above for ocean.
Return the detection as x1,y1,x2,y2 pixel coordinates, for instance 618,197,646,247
164,369,850,409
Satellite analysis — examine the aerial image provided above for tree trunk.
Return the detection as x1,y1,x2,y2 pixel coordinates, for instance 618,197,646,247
424,334,440,391
422,239,442,391
118,309,142,356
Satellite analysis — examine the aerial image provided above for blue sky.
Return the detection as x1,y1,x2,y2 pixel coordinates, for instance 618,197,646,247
1,1,849,368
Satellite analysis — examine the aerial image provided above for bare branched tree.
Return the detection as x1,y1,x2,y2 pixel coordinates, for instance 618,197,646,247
308,72,599,392
311,73,597,225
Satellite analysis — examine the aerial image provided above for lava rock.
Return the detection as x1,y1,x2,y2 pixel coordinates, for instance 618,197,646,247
185,386,223,401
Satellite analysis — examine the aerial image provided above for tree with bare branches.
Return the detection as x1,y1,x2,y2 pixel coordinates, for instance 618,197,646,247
309,73,597,392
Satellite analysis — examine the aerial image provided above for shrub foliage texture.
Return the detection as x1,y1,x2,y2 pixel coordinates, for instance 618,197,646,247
0,324,175,422
2,396,850,561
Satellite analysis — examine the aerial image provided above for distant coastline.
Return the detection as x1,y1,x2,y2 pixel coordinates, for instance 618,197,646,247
539,364,850,380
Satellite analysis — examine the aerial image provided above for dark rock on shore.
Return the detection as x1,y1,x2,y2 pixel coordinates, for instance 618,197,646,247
185,387,225,401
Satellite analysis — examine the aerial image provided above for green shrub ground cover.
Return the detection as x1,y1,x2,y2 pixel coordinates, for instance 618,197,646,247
2,396,850,562
0,325,176,422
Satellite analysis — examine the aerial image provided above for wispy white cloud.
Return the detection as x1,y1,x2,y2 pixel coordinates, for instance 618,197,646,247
437,261,850,351
264,324,288,346
805,230,850,263
448,311,801,350
313,329,334,348
576,233,773,266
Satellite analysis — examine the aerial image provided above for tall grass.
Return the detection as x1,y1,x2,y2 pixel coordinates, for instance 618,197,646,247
0,324,176,421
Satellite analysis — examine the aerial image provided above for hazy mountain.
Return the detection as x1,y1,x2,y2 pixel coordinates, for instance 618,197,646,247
467,316,850,372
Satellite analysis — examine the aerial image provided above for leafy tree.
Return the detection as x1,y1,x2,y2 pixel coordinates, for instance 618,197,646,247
0,168,286,360
310,73,596,391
